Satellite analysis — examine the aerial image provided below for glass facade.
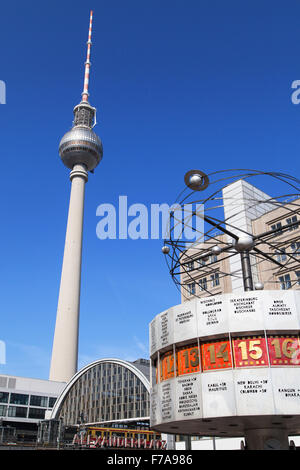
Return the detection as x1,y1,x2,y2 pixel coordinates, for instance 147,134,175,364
7,406,27,418
30,395,48,407
0,391,57,420
49,397,57,408
10,393,29,405
0,392,8,403
58,361,150,426
28,408,46,419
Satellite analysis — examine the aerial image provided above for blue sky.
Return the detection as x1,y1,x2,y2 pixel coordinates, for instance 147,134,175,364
1,0,300,379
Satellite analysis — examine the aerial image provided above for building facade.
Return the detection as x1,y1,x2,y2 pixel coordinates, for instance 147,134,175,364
0,375,65,441
50,358,151,427
181,179,300,301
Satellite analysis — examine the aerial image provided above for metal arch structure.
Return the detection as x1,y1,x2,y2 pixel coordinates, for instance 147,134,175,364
50,358,150,421
162,169,300,297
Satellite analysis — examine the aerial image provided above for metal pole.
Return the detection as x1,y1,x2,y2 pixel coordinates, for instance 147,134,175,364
183,435,192,450
240,251,253,291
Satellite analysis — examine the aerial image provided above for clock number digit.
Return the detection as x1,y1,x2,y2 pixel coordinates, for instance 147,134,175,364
190,347,199,368
207,344,216,364
237,339,262,360
248,340,263,360
237,341,248,360
182,349,189,369
271,339,282,358
217,343,229,362
282,339,295,358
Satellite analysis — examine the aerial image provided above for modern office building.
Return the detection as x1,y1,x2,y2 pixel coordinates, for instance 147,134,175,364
0,375,65,441
181,179,300,301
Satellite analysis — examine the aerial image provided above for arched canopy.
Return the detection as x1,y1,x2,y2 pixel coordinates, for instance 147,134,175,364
50,358,150,421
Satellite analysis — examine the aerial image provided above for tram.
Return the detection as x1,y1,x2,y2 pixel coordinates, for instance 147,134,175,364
72,425,167,449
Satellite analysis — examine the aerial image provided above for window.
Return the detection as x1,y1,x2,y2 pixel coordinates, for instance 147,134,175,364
286,215,299,231
48,397,57,408
30,395,48,407
187,282,195,295
198,277,207,291
295,271,300,285
199,256,209,267
10,393,28,405
211,273,220,287
0,392,9,403
209,254,218,263
271,222,282,236
7,406,27,418
279,274,291,290
275,248,286,263
186,261,194,271
0,405,7,416
28,408,46,419
291,242,300,256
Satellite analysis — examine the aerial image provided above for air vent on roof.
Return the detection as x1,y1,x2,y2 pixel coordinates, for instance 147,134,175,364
0,376,7,387
7,378,16,389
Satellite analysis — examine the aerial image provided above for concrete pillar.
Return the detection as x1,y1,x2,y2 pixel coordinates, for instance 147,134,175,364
49,164,88,382
244,428,289,450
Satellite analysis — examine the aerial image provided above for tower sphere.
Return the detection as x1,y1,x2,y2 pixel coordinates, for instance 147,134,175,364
59,125,103,172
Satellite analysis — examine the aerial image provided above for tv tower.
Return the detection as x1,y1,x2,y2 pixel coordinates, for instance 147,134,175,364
49,11,103,382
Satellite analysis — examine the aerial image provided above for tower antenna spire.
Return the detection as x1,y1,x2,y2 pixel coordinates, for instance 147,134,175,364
82,10,93,103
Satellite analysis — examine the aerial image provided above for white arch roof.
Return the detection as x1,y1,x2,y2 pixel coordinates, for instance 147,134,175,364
50,358,150,420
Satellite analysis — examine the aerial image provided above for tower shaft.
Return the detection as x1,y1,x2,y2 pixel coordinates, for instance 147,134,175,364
49,165,88,382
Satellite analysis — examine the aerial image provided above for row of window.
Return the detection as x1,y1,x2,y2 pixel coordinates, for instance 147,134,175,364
0,405,46,419
271,215,299,236
185,254,218,272
67,410,149,423
186,271,300,293
274,242,300,262
278,271,300,289
0,392,56,408
186,273,220,295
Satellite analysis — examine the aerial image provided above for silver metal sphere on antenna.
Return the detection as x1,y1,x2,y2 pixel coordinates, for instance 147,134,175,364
162,245,170,254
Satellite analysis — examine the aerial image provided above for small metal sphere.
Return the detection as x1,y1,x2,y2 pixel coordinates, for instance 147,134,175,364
211,245,222,255
233,234,254,252
59,126,103,171
254,281,264,290
162,245,170,254
184,170,210,191
189,174,203,188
